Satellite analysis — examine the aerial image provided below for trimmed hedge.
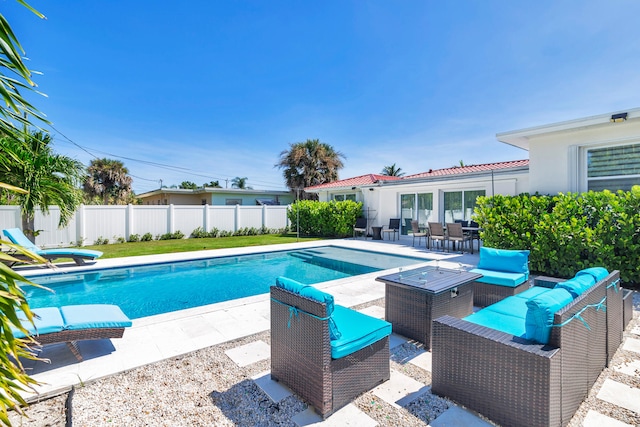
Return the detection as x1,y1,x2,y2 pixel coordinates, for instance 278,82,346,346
288,200,363,238
474,187,640,287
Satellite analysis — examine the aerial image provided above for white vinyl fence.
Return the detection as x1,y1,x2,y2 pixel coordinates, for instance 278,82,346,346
0,204,291,248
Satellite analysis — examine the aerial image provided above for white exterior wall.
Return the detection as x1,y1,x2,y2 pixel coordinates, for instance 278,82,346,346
313,170,528,228
528,120,640,194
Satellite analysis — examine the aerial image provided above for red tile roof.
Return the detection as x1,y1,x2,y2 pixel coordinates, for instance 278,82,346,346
305,174,402,190
305,160,528,190
403,159,529,179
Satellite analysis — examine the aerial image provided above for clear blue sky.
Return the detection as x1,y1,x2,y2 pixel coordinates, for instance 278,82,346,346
6,1,640,193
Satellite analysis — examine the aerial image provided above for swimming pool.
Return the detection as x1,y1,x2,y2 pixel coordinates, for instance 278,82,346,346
24,246,429,319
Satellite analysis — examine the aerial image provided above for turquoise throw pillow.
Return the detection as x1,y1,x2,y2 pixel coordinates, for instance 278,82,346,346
477,247,530,274
554,275,595,299
524,288,573,344
275,276,335,315
575,267,609,283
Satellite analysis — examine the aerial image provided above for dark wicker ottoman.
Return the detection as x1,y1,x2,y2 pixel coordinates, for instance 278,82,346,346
472,280,530,307
377,267,481,350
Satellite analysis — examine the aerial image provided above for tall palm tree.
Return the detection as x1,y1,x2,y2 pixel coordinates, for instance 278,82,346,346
276,139,345,199
381,163,405,177
231,177,252,189
0,130,84,232
84,158,133,205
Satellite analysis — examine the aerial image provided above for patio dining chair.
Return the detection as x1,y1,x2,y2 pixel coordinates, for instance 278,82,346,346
427,222,446,250
353,217,368,239
410,220,427,247
446,222,473,254
381,218,401,241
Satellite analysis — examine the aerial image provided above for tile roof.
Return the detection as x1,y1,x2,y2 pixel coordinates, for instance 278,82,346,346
305,159,528,190
305,174,402,190
403,159,529,179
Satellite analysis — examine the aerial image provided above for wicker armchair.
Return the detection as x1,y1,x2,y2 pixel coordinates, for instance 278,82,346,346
432,270,621,427
270,285,390,418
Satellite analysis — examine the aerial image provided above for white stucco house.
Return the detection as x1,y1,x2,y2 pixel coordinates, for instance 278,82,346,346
306,108,640,233
498,107,640,195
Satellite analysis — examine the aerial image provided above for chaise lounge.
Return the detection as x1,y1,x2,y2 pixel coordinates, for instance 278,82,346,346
432,268,623,427
3,228,103,266
12,304,132,361
270,277,391,418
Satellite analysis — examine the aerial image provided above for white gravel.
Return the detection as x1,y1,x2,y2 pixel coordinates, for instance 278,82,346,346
9,297,640,427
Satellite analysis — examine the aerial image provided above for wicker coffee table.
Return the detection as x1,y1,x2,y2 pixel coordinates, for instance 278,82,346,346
376,266,482,350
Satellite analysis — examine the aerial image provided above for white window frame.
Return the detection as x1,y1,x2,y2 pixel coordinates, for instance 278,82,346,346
578,139,640,192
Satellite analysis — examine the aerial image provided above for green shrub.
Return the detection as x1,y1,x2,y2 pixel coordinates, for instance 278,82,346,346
141,232,153,242
128,234,140,242
288,200,363,237
474,187,640,287
93,236,109,245
190,227,209,238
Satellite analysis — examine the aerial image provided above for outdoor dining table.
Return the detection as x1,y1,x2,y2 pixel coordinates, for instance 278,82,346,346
376,265,482,350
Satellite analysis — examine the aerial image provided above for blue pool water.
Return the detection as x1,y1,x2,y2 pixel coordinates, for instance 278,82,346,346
25,246,428,319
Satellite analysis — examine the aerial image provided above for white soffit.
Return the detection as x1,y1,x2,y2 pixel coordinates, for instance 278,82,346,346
496,107,640,150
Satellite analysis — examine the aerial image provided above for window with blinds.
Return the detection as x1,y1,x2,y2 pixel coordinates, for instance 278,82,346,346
587,143,640,191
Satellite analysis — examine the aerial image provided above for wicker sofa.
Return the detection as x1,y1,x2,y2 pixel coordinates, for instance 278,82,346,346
469,247,531,307
432,268,622,427
270,277,391,418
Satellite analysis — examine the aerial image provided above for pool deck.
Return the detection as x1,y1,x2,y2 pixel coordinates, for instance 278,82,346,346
15,236,640,426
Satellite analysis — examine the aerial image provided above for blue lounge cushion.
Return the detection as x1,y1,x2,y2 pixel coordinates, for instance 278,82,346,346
469,268,528,288
330,305,391,359
575,267,609,283
464,308,527,338
275,276,334,315
11,307,65,339
477,247,530,274
524,288,573,344
514,286,553,300
60,305,132,330
3,228,102,259
36,248,103,259
554,275,595,299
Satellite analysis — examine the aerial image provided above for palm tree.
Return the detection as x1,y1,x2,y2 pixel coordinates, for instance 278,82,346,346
0,6,60,421
84,158,133,205
231,177,252,190
179,181,198,189
381,163,405,177
0,130,84,232
203,180,221,188
275,139,345,199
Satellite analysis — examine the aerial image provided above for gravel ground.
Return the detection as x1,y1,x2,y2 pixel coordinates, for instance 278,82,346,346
8,296,640,427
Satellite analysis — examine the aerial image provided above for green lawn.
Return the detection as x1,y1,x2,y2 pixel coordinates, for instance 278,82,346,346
83,234,324,259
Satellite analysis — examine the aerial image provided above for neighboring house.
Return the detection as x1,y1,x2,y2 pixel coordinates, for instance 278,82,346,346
306,108,640,233
497,108,640,195
136,188,294,206
305,160,529,233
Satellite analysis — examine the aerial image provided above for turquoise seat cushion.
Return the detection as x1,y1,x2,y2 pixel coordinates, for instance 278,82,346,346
525,288,573,344
469,268,528,288
330,305,391,359
60,305,132,330
514,286,553,300
477,247,530,274
464,305,527,337
11,307,65,339
575,267,609,283
555,275,595,299
275,276,334,315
